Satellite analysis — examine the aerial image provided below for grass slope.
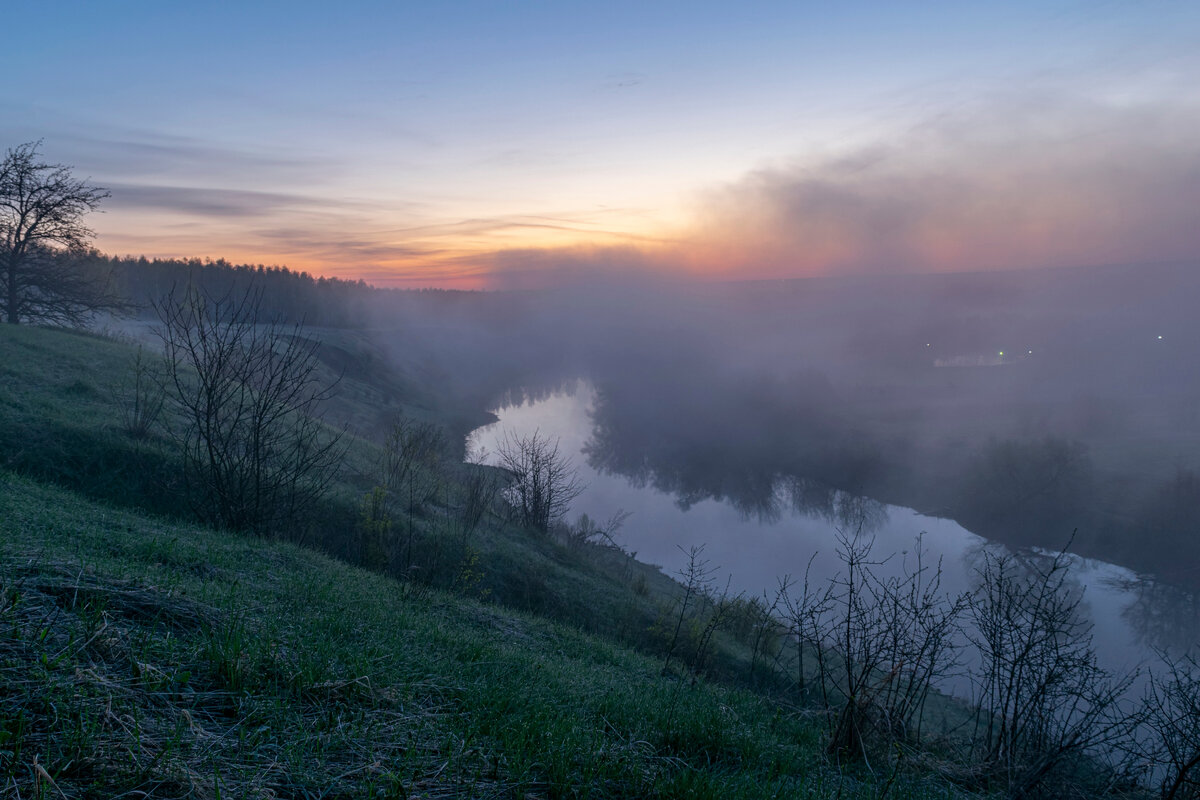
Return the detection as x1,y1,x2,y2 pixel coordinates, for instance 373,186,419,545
0,324,989,797
0,474,969,798
0,325,751,682
0,325,179,514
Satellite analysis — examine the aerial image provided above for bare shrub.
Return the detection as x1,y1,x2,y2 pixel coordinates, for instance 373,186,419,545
777,557,835,701
111,345,165,440
804,533,965,768
659,545,715,675
965,547,1139,798
379,416,446,575
381,416,445,513
447,464,502,546
155,284,344,535
766,531,1141,795
722,592,788,685
356,486,393,572
561,509,630,550
1143,652,1200,799
496,429,584,533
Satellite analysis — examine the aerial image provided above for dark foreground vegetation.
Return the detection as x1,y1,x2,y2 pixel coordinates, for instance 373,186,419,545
1,472,862,799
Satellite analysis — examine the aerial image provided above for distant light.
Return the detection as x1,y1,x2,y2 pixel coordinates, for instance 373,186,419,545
1028,350,1033,354
999,351,1004,356
925,343,930,347
1158,335,1164,340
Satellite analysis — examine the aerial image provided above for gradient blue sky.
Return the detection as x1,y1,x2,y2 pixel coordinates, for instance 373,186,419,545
4,1,1198,287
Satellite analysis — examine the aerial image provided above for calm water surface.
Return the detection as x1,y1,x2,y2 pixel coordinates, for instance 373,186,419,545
468,381,1200,679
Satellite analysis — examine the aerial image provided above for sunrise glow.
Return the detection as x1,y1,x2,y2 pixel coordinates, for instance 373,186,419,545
4,2,1197,287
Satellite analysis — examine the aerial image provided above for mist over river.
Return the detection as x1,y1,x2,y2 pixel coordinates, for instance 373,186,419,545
468,380,1200,689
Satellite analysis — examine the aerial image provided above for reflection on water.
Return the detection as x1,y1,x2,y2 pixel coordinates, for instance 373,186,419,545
581,372,888,523
467,380,1200,675
1111,577,1200,654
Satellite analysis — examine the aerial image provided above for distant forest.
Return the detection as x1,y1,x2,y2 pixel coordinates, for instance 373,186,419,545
85,252,475,328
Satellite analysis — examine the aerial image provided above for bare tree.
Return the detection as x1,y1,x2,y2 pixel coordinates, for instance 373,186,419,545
690,577,739,678
154,283,345,535
660,544,716,674
0,142,121,325
495,429,584,533
815,532,954,766
770,531,968,781
726,590,787,685
777,555,835,701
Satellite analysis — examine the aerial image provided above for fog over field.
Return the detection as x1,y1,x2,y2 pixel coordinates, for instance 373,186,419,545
366,260,1200,587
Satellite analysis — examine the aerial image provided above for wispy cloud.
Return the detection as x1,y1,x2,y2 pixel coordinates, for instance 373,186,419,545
86,92,1200,289
366,93,1200,288
104,184,342,218
381,212,664,243
55,129,341,185
686,93,1200,277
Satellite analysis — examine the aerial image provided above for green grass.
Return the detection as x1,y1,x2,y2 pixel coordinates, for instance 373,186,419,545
0,324,763,683
0,325,181,514
0,472,972,798
0,324,992,797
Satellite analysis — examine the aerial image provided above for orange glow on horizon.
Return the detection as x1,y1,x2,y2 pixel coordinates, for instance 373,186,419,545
93,214,682,290
89,129,1200,290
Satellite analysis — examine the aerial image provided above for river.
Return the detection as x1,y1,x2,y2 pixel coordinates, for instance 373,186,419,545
468,380,1200,682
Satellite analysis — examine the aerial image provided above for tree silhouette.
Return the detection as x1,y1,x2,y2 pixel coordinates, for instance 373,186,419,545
0,141,118,325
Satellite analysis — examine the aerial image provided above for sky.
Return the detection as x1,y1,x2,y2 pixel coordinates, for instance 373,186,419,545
3,1,1198,288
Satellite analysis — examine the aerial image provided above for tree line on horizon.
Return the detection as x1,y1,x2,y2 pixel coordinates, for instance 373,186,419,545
0,140,482,329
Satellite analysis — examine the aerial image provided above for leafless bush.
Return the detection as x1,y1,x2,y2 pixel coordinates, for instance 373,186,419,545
379,416,447,575
691,579,740,677
965,547,1139,798
496,429,584,533
872,538,966,746
777,556,835,701
561,509,630,550
154,284,345,536
1143,652,1200,799
111,344,165,440
356,486,393,572
446,464,502,546
803,533,966,768
381,416,445,513
721,591,788,684
660,544,715,675
766,532,1143,795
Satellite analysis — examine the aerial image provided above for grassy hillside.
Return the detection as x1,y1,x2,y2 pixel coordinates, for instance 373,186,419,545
0,472,970,798
5,323,1146,798
0,324,179,514
0,325,771,680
